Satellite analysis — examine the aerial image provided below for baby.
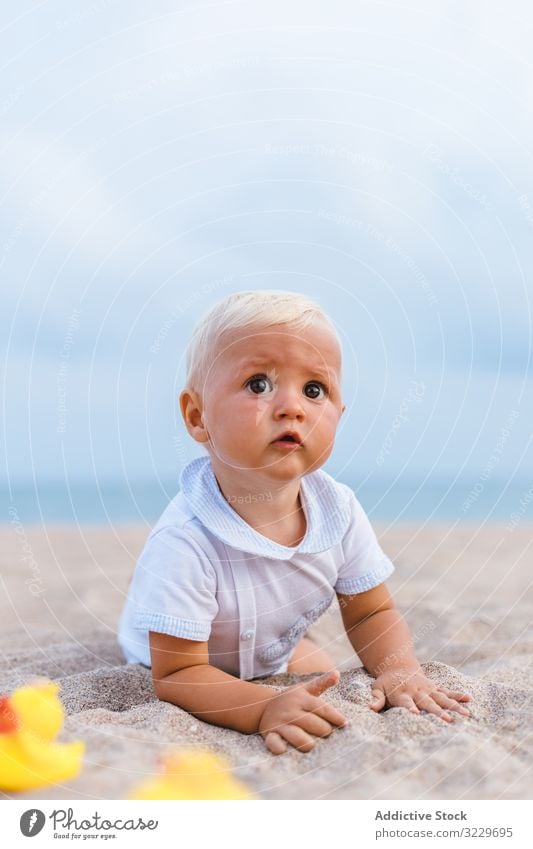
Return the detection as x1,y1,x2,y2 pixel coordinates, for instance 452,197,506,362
118,290,471,754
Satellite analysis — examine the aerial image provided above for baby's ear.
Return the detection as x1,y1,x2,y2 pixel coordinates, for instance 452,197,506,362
341,403,346,415
179,389,209,443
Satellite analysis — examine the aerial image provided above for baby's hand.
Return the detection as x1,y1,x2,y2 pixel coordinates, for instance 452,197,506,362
258,670,348,754
369,668,472,722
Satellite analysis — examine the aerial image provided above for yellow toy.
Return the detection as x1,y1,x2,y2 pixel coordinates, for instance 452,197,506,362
0,680,84,792
129,749,255,800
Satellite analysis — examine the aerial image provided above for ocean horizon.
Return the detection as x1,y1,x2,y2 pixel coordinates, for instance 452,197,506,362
2,475,532,525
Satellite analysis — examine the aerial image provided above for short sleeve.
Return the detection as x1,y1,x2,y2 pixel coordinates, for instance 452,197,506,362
128,525,218,641
335,491,395,595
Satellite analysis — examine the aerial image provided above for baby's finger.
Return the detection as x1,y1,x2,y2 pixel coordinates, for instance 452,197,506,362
295,712,334,738
393,693,421,714
263,731,287,755
307,698,348,727
370,687,386,712
304,670,340,698
280,724,317,753
437,688,472,702
431,691,470,716
415,692,454,722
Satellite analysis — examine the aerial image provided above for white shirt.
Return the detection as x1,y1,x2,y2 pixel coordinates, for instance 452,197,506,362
117,456,395,680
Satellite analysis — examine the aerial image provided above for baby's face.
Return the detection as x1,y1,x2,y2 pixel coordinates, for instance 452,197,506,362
200,320,345,482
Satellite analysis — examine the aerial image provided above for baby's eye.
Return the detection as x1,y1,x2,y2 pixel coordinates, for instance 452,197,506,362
246,374,274,395
304,381,327,400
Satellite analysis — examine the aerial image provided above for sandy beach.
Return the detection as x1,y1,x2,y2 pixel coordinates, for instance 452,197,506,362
1,520,532,800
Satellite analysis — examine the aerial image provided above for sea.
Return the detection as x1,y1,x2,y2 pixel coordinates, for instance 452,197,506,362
2,476,532,525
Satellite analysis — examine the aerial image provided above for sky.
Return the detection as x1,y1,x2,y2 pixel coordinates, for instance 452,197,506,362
1,0,532,502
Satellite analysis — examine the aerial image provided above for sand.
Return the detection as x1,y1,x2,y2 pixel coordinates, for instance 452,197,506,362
1,520,532,800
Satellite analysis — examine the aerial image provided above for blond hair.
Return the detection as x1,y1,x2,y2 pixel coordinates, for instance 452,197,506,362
184,290,341,393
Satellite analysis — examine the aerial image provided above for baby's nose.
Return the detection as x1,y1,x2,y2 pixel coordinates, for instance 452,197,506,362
274,387,305,419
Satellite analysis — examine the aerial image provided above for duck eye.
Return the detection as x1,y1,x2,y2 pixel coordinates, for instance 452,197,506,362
304,382,325,399
247,375,273,394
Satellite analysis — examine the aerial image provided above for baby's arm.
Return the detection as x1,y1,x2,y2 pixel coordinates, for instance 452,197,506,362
338,583,472,722
149,631,347,753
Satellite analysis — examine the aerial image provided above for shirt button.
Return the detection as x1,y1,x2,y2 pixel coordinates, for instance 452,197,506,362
240,629,254,641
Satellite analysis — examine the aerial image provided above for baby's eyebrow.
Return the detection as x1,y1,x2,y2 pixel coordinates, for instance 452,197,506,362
233,357,275,375
235,357,334,381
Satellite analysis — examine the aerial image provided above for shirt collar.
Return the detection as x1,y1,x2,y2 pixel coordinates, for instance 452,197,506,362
179,456,351,560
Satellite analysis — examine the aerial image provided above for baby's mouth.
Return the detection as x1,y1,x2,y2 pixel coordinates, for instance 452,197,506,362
271,431,303,447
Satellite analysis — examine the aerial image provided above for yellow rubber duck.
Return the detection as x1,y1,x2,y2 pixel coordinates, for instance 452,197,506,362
129,749,255,800
0,680,84,792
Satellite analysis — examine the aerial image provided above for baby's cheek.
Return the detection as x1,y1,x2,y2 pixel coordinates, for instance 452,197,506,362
240,398,271,425
316,406,342,433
